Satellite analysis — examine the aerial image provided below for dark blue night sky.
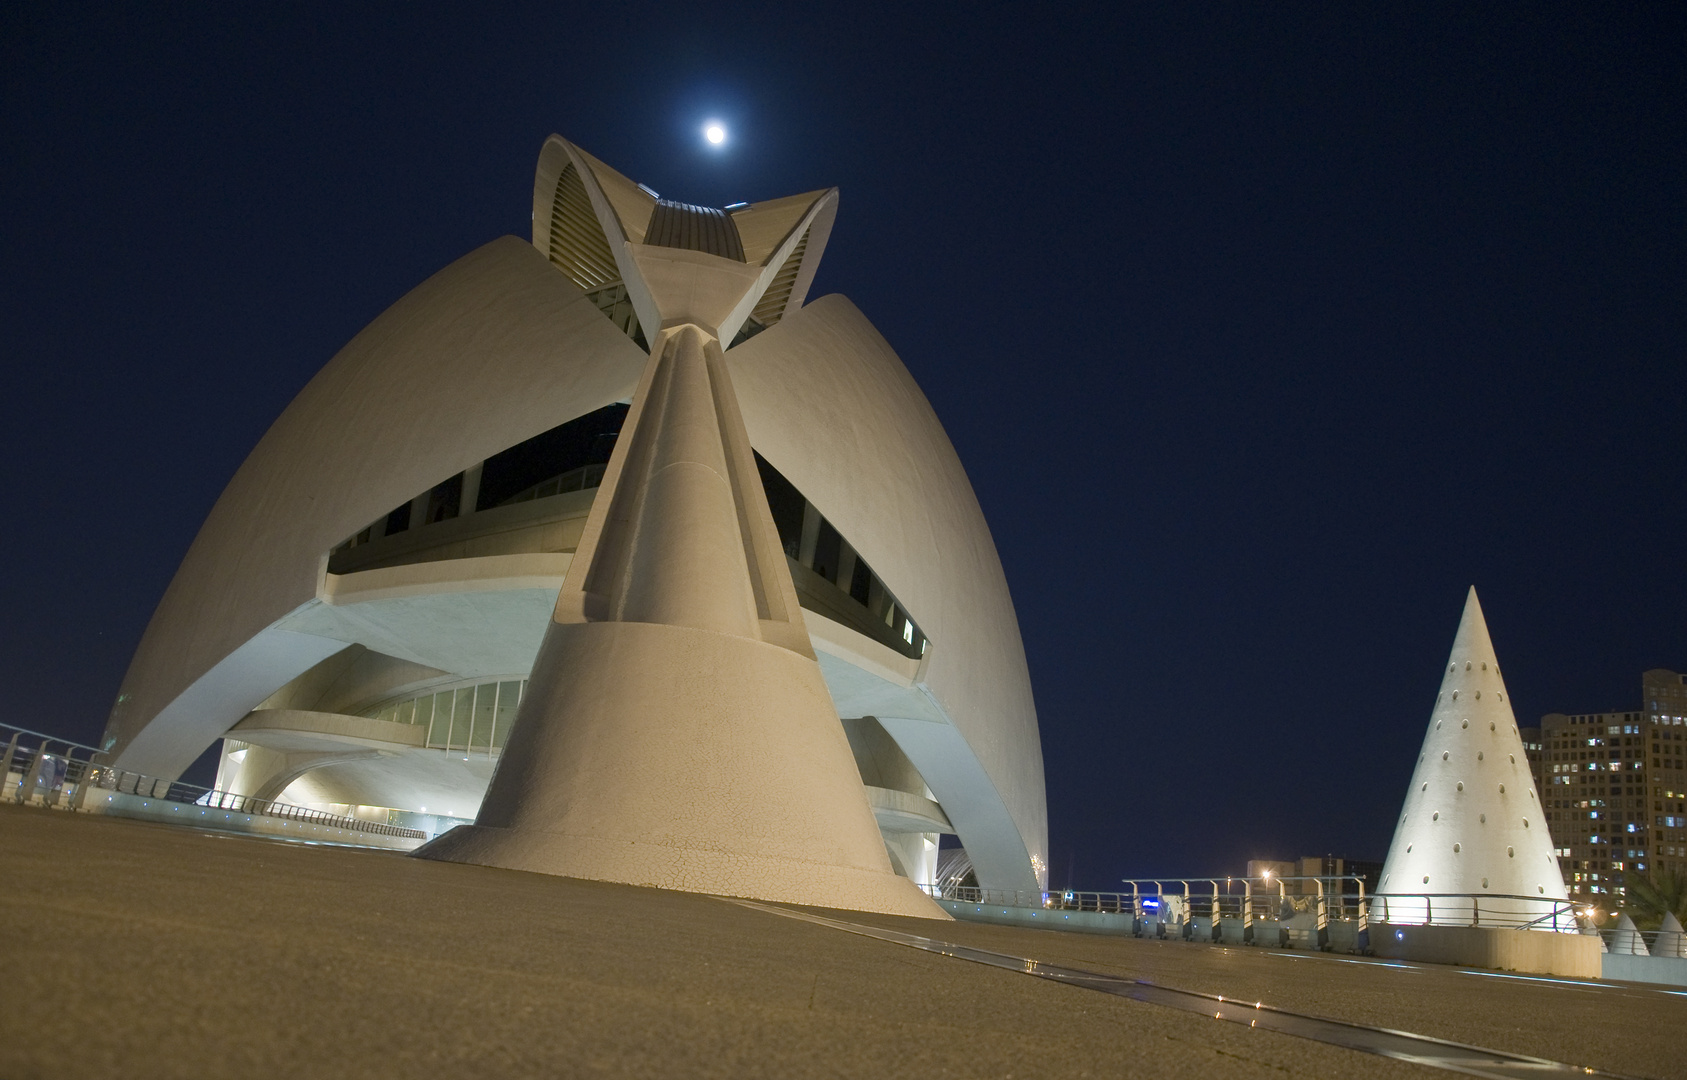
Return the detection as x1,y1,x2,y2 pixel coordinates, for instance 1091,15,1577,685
4,3,1683,886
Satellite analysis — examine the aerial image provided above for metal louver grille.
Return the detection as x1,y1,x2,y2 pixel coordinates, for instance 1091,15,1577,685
645,200,746,261
750,227,810,327
548,164,620,290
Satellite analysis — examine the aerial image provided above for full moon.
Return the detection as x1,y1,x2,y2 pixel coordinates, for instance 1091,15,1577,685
704,122,726,145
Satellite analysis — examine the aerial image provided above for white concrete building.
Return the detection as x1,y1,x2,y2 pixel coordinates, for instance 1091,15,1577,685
1376,587,1569,925
102,135,1048,905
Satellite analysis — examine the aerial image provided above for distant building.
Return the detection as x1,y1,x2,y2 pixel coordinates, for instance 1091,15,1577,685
1525,669,1687,905
1244,857,1380,894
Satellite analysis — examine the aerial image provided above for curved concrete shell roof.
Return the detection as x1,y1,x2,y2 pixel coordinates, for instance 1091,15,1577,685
107,140,1046,892
727,299,1047,891
106,237,643,774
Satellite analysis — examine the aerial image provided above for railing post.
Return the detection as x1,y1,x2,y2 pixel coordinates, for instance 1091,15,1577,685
0,732,18,800
16,739,50,805
46,752,73,808
64,756,91,806
70,764,94,810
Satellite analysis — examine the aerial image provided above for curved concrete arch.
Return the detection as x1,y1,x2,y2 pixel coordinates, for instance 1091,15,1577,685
724,190,837,337
105,237,647,776
724,295,1048,891
538,137,662,337
761,192,837,321
534,135,838,350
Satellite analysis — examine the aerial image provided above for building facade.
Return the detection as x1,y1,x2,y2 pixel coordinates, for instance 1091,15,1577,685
1524,668,1687,905
102,135,1049,900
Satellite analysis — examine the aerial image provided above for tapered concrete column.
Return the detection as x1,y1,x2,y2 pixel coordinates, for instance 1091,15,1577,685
459,462,483,517
408,491,430,530
417,324,944,919
609,329,760,636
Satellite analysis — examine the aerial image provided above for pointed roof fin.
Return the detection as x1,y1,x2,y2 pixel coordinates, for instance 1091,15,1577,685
571,146,658,244
731,189,831,266
1655,912,1686,958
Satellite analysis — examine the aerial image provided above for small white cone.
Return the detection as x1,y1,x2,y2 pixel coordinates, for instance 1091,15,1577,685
1610,912,1649,955
1654,912,1686,959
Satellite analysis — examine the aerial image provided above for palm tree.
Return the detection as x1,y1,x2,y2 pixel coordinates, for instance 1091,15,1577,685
1626,867,1687,931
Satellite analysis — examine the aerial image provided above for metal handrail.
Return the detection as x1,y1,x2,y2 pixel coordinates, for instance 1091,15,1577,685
925,886,1064,910
0,721,104,757
932,880,1579,931
2,722,109,812
80,766,427,839
1369,892,1579,931
1,721,426,841
1116,876,1373,927
1597,927,1687,957
922,883,1373,923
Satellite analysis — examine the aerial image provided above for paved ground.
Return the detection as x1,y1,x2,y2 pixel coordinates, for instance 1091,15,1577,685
1,805,1680,1079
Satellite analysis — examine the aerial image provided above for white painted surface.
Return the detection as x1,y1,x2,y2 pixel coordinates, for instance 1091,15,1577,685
422,325,943,917
111,628,349,776
1377,588,1569,921
107,236,646,777
111,136,1045,895
727,296,1048,890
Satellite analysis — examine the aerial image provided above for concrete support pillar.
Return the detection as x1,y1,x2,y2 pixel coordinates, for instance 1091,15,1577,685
16,741,48,805
71,763,105,809
460,462,484,517
416,325,943,919
0,733,17,800
798,501,820,567
46,753,71,807
836,539,858,594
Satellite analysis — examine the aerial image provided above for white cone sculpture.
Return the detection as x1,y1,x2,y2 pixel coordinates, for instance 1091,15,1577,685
1376,587,1569,927
1609,912,1649,955
1654,912,1686,958
415,323,944,919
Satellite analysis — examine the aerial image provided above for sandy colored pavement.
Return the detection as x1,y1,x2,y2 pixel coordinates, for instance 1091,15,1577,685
0,804,1678,1079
